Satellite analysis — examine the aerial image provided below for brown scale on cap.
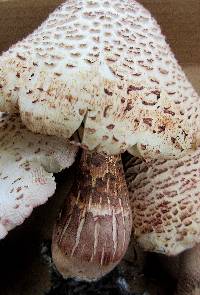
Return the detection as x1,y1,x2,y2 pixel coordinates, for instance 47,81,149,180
52,151,132,281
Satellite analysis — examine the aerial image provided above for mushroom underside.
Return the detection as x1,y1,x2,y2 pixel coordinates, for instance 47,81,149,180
0,112,77,238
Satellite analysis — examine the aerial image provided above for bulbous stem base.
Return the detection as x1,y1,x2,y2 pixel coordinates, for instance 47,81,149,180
52,150,132,281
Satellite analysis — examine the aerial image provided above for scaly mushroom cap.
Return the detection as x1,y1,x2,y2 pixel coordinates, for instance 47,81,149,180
125,149,200,256
0,112,77,238
0,0,198,158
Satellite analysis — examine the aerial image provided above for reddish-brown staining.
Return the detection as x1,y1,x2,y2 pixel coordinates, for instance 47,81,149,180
37,87,44,92
103,105,112,118
44,62,55,67
168,91,176,96
151,90,161,98
124,99,133,112
133,119,140,128
106,124,115,130
104,88,113,96
143,118,153,127
158,125,166,133
164,108,175,116
16,53,26,61
54,72,62,77
112,136,119,142
104,46,111,52
106,57,116,63
184,220,193,227
32,99,39,104
127,85,144,94
66,95,74,102
102,135,109,141
150,78,159,85
79,109,85,116
171,137,176,144
66,63,76,68
142,100,156,106
84,58,95,64
16,187,22,193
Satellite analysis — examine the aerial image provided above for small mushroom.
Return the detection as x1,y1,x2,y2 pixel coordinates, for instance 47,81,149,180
125,146,200,256
0,0,199,281
0,112,77,238
52,151,132,281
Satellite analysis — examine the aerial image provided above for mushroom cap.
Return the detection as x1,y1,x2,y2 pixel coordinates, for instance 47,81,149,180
0,0,198,158
125,148,200,256
0,112,77,238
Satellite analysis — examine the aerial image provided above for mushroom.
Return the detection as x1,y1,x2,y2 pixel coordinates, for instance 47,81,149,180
0,0,198,281
125,146,200,256
124,45,200,256
0,112,77,239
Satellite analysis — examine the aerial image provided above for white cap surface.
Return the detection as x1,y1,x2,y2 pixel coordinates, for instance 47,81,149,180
0,112,77,239
0,0,199,158
125,148,200,256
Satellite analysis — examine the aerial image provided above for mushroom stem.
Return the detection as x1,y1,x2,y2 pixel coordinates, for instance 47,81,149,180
52,150,132,281
175,244,200,295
